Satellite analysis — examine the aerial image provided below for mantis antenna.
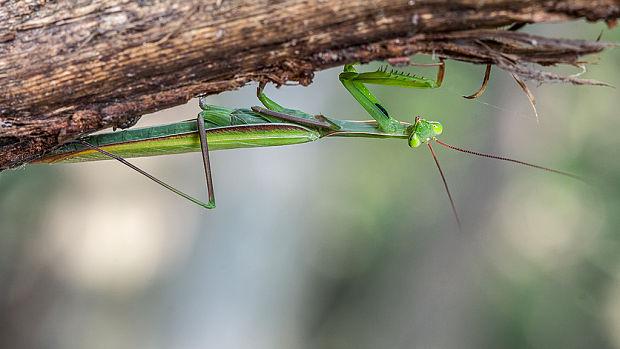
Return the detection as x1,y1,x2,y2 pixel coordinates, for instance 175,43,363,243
434,139,588,183
427,142,462,232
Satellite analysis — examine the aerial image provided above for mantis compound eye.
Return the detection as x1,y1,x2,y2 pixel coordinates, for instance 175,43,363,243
431,122,443,136
408,133,422,148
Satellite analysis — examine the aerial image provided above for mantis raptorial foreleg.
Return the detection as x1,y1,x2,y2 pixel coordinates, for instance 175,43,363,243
338,59,444,133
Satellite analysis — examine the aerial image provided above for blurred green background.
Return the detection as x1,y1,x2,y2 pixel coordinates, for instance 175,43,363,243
1,22,618,349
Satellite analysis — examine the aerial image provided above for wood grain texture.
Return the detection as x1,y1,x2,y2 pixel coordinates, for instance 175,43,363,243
1,0,618,169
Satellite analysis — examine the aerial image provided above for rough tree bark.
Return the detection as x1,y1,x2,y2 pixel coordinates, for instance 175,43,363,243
0,0,618,170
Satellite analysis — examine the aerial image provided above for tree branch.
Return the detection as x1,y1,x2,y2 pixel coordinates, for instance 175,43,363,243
1,0,618,170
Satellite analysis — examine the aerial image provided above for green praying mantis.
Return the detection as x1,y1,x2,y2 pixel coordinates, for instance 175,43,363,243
33,60,584,231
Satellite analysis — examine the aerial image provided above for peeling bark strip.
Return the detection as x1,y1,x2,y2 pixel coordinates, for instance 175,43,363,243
0,0,618,170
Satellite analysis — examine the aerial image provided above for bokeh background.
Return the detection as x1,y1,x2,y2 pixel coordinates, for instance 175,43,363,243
1,21,619,349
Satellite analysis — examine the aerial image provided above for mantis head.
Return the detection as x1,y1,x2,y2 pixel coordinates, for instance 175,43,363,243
408,116,443,148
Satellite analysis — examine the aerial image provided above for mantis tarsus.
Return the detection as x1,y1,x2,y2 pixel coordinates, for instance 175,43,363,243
33,60,584,231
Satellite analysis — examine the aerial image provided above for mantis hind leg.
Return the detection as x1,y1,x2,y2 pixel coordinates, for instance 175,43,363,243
71,114,216,209
197,113,216,208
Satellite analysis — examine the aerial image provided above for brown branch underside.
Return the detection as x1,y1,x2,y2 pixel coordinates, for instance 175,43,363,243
0,0,618,170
